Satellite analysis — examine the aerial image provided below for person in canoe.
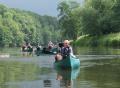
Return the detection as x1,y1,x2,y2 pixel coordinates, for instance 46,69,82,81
36,44,42,51
35,44,42,56
55,40,75,61
27,43,33,56
48,41,54,50
21,43,27,56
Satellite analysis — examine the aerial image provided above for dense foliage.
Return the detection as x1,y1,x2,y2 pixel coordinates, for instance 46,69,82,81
0,4,61,47
58,0,120,40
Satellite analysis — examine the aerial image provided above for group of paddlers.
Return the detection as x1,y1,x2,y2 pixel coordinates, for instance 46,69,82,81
21,41,56,56
21,43,34,56
21,40,75,61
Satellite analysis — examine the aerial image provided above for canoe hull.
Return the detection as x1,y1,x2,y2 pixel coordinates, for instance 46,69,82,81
54,56,80,70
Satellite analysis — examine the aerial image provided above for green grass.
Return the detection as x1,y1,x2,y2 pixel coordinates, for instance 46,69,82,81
73,33,120,47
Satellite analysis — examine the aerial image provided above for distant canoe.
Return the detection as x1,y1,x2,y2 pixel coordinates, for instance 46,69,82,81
54,56,80,70
42,47,57,54
35,47,58,56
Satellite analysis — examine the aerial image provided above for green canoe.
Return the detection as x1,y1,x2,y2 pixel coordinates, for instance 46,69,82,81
54,55,80,70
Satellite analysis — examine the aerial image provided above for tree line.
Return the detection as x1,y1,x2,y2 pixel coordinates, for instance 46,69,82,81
58,0,120,40
0,4,61,47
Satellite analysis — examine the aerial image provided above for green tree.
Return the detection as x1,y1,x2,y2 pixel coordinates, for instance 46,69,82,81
0,4,61,47
58,1,80,40
111,0,120,32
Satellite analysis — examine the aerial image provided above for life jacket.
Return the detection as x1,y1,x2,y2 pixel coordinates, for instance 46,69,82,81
61,47,71,57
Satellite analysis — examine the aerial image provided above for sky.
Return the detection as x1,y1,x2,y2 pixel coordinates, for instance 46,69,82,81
0,0,83,17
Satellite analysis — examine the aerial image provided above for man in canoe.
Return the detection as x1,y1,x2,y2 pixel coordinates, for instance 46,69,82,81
48,41,54,50
35,44,42,56
21,43,27,56
55,40,75,61
27,43,33,56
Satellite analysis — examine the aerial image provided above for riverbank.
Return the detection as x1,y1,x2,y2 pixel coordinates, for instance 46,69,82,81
73,33,120,47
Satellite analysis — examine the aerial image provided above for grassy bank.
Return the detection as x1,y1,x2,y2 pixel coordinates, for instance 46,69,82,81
73,33,120,47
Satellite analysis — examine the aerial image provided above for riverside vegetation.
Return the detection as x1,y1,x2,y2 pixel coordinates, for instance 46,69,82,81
58,0,120,47
0,4,61,47
73,33,120,47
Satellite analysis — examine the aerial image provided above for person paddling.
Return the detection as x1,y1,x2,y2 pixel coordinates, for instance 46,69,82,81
21,44,27,56
36,44,42,56
27,43,33,56
48,41,54,50
61,40,74,58
55,40,75,61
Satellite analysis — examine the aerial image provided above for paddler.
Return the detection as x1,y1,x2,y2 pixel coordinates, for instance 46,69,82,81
55,40,75,61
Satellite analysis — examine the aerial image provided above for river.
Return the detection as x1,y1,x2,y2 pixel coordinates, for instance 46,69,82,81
0,47,120,88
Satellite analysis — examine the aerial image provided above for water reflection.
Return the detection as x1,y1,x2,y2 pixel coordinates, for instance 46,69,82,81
43,80,51,87
0,48,120,88
74,46,120,55
0,61,40,84
77,58,120,88
56,68,80,88
0,61,55,88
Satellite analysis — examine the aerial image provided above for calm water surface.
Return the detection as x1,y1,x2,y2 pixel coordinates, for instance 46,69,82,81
0,47,120,88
